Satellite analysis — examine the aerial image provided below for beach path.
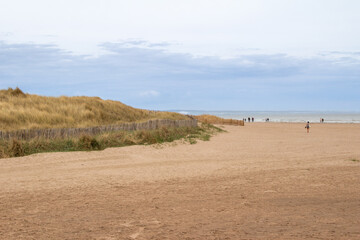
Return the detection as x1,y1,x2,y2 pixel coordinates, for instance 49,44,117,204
1,123,359,239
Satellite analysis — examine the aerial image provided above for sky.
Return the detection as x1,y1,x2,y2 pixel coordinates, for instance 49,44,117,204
0,0,359,111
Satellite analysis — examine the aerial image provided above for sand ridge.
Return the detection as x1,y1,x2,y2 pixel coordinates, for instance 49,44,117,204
0,123,359,239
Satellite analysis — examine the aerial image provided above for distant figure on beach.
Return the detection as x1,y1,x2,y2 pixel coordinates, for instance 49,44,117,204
248,117,250,122
252,117,254,122
266,118,270,122
322,118,324,123
305,121,310,133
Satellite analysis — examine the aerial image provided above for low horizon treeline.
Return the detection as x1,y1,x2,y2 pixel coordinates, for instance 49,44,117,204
0,87,188,131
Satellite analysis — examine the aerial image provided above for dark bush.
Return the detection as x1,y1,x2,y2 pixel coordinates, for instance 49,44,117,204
0,147,8,158
8,87,26,97
78,135,101,150
10,139,24,157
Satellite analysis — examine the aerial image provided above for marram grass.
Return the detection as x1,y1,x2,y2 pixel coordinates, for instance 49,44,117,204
0,124,223,159
0,88,224,159
0,87,187,131
194,114,244,126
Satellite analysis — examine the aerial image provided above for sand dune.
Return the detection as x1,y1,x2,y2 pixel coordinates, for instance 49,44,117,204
1,123,359,239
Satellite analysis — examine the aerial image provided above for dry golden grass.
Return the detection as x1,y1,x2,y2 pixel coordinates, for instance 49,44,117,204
194,114,244,126
0,88,187,131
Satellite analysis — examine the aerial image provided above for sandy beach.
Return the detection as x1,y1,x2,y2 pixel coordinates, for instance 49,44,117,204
0,123,359,239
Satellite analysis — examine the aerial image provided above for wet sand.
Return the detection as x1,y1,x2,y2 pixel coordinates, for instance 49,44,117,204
0,123,359,239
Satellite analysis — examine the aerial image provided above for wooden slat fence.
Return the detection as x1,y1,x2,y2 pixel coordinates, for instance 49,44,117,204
0,119,198,141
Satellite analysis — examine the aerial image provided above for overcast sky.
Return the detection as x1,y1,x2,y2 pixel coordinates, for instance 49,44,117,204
0,0,359,110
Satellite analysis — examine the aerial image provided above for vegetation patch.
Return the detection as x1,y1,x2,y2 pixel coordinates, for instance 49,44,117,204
0,123,223,159
0,88,224,159
0,87,188,131
349,158,359,162
10,139,24,157
194,114,244,126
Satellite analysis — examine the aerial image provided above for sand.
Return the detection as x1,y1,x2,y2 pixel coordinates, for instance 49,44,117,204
0,123,359,239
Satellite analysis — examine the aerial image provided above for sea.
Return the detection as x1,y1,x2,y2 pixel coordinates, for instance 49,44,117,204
172,110,360,124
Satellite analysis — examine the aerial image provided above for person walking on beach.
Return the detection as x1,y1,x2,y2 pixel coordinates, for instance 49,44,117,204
305,121,310,133
248,117,251,122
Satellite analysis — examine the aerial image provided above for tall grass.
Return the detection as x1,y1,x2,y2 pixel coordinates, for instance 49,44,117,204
194,114,244,126
0,88,187,131
0,124,222,159
0,88,225,159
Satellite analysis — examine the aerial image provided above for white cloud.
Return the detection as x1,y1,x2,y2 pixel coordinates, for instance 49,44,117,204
139,90,160,97
0,41,359,111
0,0,359,57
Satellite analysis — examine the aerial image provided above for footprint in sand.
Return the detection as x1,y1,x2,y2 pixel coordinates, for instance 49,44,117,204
129,227,144,239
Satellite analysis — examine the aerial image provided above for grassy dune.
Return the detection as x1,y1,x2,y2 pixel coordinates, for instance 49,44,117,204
0,88,187,131
194,114,244,125
0,88,226,159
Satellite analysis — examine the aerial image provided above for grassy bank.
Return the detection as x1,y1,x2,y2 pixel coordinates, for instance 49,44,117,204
0,124,223,159
194,114,244,126
0,88,187,131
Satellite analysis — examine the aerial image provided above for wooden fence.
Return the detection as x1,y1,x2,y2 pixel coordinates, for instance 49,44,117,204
0,119,198,141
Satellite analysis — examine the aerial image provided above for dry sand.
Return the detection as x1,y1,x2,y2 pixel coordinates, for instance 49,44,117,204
0,123,359,239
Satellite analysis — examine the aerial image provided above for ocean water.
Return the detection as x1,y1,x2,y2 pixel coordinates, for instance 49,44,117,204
173,110,360,123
